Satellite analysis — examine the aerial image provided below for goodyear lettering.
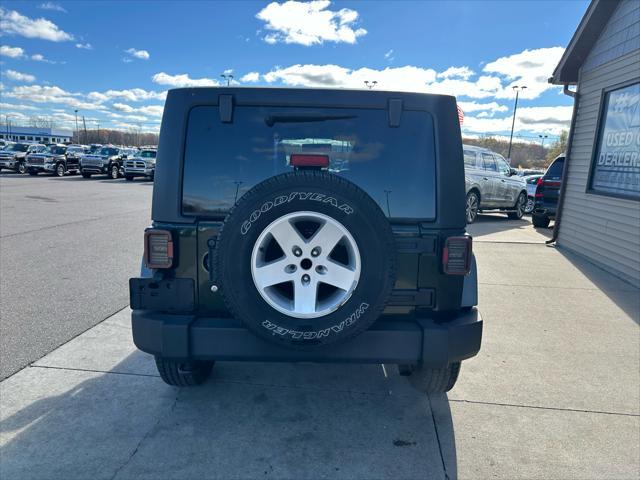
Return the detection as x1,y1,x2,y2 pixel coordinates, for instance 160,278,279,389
241,191,354,235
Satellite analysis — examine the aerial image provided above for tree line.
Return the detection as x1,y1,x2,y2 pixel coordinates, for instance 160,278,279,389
462,131,567,169
73,129,159,147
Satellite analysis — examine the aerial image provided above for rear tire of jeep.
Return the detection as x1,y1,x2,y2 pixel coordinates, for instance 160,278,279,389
406,362,461,394
154,357,214,387
214,171,396,350
532,214,550,228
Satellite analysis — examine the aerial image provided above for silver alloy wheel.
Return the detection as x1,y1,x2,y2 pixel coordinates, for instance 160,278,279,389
17,162,26,174
524,197,534,214
56,164,65,176
251,211,361,319
516,193,526,218
111,165,119,179
466,192,479,223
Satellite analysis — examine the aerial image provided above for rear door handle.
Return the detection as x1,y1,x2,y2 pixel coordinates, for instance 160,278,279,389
482,177,488,181
501,179,506,182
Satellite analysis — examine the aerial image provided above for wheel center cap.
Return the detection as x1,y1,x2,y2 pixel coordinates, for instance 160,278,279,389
300,258,313,270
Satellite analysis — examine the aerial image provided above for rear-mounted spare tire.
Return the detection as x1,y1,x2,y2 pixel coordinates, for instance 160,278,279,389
214,171,396,349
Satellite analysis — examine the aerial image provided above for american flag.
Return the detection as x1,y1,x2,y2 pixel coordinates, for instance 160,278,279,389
457,104,465,125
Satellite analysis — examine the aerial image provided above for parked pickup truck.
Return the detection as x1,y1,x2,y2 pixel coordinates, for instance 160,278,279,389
80,145,124,179
124,148,157,181
0,143,46,174
26,144,81,176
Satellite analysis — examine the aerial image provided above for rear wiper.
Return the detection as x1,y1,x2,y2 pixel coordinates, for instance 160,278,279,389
265,114,356,127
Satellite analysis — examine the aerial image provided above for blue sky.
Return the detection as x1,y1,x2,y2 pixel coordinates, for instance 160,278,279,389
0,0,589,140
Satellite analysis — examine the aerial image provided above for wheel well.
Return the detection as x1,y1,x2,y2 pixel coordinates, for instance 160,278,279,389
468,187,481,202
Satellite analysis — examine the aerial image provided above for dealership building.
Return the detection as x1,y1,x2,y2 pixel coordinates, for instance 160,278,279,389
550,0,639,287
0,126,73,144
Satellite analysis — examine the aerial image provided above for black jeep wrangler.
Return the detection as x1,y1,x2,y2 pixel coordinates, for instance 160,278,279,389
130,88,482,394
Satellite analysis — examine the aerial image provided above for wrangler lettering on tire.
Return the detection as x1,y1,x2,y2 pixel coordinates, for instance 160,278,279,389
214,171,396,349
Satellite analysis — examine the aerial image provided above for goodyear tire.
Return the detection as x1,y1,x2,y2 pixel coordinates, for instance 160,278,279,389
214,171,396,349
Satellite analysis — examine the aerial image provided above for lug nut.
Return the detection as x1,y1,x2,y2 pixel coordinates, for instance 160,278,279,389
293,247,302,257
301,274,310,285
311,247,321,257
210,285,219,293
315,265,327,275
285,264,297,273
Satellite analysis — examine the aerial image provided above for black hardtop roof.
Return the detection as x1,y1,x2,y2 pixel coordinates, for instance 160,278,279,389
166,86,456,110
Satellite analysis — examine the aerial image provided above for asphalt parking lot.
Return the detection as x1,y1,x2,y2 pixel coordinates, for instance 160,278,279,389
1,174,639,479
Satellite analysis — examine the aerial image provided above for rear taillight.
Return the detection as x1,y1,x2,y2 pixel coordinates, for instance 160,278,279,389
537,177,544,186
144,229,174,269
443,236,472,275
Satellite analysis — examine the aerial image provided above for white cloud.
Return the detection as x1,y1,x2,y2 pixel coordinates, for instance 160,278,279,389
124,47,150,60
31,53,57,63
137,105,164,117
39,2,67,13
0,7,73,41
483,46,565,99
384,49,394,61
463,106,572,136
4,69,35,82
438,66,474,80
5,84,104,110
151,72,218,88
240,72,260,82
256,0,367,46
0,102,37,110
112,102,134,113
93,88,167,102
457,101,508,114
263,64,438,90
0,45,25,58
75,42,92,50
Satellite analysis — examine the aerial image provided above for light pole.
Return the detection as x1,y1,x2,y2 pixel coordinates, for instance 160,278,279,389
233,181,243,204
384,189,392,217
74,110,79,143
364,80,378,90
507,85,527,161
538,134,548,147
5,115,12,141
221,73,234,86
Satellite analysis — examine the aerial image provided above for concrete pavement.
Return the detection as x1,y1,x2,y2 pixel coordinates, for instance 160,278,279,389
1,208,639,479
0,172,152,379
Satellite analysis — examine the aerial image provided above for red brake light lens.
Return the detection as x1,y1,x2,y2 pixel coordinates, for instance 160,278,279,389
290,154,330,168
144,229,174,269
537,177,544,186
443,236,472,275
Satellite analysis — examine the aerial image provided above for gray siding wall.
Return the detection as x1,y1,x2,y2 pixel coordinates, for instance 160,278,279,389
558,0,640,287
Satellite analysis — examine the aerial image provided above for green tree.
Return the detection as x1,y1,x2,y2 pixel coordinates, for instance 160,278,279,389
545,130,568,163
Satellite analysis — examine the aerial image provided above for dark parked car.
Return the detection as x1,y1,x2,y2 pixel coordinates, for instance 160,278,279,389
129,87,482,394
532,156,565,228
0,143,46,174
80,145,125,179
463,144,528,223
26,144,81,176
524,174,543,214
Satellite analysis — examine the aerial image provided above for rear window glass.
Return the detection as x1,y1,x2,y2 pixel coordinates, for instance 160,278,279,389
182,106,437,219
482,153,497,171
546,158,564,178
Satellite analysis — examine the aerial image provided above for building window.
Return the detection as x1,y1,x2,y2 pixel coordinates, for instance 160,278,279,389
19,136,25,140
588,81,640,200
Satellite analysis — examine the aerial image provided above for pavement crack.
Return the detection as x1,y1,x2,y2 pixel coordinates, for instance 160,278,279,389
427,394,450,480
29,364,160,378
448,397,640,417
110,388,181,480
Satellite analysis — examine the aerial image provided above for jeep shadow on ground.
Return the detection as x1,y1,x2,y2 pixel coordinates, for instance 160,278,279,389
0,353,457,480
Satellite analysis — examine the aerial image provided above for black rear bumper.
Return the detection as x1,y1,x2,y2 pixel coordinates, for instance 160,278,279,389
131,308,482,367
